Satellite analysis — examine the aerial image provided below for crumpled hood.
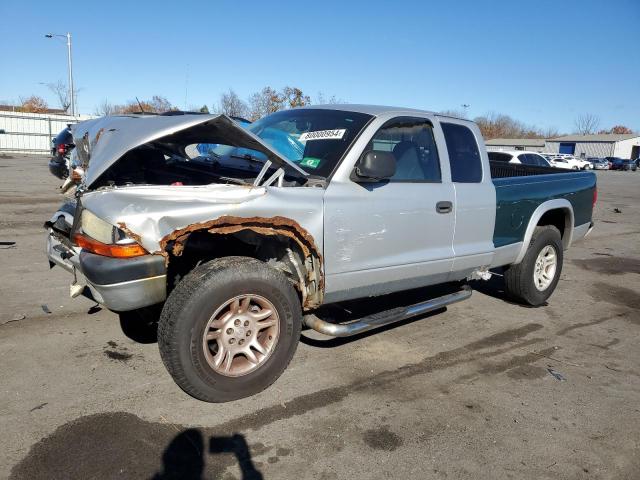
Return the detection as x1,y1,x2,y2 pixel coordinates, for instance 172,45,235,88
71,113,307,187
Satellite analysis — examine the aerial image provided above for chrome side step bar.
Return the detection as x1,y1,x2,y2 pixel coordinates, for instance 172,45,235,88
303,286,472,337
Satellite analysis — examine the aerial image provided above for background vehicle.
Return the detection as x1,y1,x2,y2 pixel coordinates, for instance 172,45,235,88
587,157,609,170
608,157,637,171
544,155,573,169
48,125,73,179
548,154,591,170
46,106,596,402
488,150,552,167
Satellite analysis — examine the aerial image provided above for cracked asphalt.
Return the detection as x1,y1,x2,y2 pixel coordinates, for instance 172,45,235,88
1,155,639,479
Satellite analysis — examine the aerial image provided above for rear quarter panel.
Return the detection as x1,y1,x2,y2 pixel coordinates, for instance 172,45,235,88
492,171,596,248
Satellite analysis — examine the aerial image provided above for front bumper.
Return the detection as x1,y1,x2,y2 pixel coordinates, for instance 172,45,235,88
47,232,167,311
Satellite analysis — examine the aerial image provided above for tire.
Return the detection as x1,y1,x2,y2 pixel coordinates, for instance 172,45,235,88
158,256,302,402
118,304,162,344
504,225,563,306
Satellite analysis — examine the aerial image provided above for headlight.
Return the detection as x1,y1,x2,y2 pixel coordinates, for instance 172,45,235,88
75,209,147,258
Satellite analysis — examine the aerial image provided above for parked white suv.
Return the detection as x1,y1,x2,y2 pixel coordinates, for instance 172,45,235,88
548,154,592,170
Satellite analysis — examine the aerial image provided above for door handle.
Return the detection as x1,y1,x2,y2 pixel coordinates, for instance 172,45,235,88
436,201,453,214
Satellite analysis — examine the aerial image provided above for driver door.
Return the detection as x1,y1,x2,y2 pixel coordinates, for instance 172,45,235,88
323,116,456,303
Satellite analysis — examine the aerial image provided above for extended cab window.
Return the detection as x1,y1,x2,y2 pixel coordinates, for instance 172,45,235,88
366,117,441,182
441,123,482,182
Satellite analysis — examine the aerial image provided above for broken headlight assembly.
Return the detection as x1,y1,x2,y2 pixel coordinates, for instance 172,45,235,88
73,209,148,258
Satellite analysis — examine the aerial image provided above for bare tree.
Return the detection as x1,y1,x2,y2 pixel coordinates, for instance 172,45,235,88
94,99,119,116
439,109,467,119
315,92,342,104
46,80,70,112
216,89,249,118
574,114,600,135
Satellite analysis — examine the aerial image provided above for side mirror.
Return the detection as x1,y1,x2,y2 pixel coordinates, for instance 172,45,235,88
352,150,396,182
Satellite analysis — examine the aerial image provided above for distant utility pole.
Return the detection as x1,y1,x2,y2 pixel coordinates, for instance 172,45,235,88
45,32,75,116
461,104,470,118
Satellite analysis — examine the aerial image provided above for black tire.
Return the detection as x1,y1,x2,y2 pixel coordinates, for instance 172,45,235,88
118,304,162,344
157,256,301,402
504,225,563,306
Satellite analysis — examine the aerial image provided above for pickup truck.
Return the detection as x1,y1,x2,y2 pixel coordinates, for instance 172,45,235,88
46,105,596,402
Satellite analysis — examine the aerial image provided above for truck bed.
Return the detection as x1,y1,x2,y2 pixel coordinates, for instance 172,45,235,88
490,162,596,249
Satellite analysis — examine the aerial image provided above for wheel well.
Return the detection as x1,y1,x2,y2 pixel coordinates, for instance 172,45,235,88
537,208,572,248
165,229,322,310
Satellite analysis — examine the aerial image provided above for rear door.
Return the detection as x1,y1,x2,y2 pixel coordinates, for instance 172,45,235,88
323,115,456,302
438,120,496,277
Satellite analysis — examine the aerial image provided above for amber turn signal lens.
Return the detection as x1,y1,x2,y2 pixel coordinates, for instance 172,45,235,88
73,233,147,258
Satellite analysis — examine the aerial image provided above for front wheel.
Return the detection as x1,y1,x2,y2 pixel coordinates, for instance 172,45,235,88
158,256,301,402
504,225,563,306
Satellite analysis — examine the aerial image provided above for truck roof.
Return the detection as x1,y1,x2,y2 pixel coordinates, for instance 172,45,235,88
301,104,467,121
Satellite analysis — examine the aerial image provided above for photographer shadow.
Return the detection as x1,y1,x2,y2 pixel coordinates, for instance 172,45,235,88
152,429,263,480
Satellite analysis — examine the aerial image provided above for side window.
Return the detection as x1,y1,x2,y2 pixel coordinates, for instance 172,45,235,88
488,152,512,162
519,154,536,165
366,117,441,182
441,123,482,182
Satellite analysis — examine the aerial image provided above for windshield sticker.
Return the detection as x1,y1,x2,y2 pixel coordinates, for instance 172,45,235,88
300,157,321,169
298,129,346,142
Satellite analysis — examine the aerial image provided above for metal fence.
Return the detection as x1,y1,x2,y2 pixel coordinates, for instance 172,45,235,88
0,110,94,155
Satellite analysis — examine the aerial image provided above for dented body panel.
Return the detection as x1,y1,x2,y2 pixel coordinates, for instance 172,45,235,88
81,185,324,257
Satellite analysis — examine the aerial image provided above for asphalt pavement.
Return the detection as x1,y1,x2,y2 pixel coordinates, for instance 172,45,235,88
1,154,639,479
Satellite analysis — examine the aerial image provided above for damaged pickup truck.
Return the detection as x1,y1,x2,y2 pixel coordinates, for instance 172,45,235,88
46,105,596,402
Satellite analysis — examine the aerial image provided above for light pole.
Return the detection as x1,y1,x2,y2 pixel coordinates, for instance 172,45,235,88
45,32,75,116
461,104,470,119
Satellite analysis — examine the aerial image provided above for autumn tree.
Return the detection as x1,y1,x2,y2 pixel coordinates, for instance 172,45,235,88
149,95,173,113
19,96,49,113
93,96,175,116
608,125,633,134
280,87,311,108
574,113,600,135
247,87,282,120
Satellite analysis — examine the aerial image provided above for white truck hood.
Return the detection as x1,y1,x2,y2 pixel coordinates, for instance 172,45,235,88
71,113,307,188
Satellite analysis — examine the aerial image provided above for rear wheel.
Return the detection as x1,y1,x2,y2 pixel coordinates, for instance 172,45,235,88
158,256,301,402
504,225,563,306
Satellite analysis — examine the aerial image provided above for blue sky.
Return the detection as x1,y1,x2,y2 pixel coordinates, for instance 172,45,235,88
1,0,638,133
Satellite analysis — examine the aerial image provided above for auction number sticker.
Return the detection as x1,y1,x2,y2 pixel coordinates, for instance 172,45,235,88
299,129,346,142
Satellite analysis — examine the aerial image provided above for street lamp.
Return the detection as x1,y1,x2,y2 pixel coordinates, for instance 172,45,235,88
44,32,75,116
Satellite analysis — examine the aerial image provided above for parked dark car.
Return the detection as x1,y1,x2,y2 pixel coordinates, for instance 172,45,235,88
607,157,637,171
48,126,74,179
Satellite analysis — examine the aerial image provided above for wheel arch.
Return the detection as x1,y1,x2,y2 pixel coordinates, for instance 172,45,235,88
160,216,323,310
514,199,574,264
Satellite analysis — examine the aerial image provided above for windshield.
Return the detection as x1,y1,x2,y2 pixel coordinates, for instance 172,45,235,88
196,109,372,178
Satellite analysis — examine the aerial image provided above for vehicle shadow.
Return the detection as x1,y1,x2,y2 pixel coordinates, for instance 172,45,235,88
152,430,263,480
469,269,547,308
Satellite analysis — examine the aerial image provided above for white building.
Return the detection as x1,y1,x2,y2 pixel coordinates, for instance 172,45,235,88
485,138,547,152
545,134,640,159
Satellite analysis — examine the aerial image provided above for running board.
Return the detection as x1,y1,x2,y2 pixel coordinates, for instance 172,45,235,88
303,286,472,337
